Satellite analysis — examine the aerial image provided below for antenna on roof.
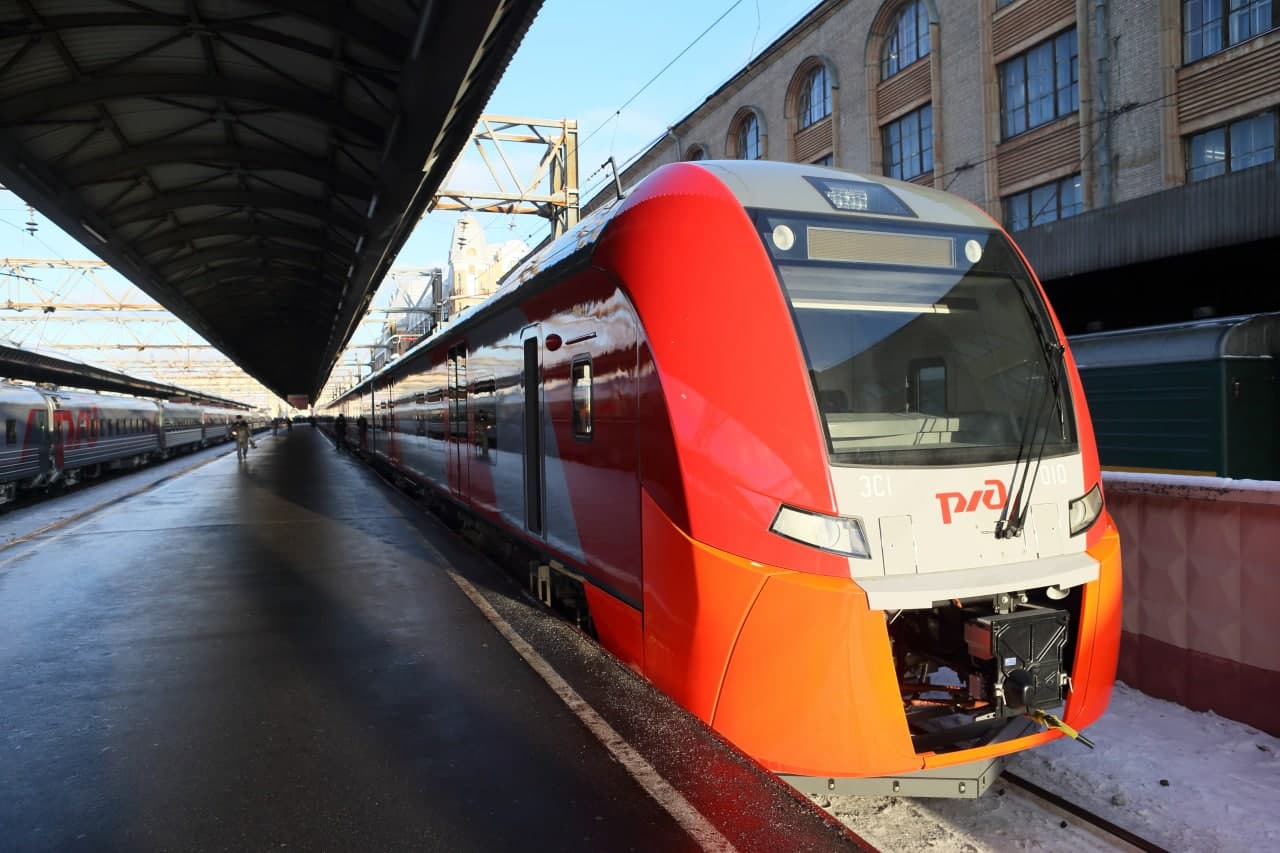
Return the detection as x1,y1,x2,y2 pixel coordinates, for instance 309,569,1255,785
605,157,624,201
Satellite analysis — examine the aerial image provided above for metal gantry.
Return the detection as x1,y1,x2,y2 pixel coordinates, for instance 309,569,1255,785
428,115,580,240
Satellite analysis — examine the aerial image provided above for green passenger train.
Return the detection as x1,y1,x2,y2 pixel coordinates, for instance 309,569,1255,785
1069,312,1280,480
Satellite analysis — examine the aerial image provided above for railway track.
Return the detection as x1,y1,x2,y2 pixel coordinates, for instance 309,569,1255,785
1000,771,1171,852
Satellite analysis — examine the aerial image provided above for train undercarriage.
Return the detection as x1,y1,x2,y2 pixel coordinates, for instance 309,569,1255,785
888,587,1079,755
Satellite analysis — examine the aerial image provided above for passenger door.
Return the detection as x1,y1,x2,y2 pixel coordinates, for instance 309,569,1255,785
447,343,468,498
521,326,543,536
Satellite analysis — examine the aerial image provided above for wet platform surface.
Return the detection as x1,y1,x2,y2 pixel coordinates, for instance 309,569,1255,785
0,426,866,852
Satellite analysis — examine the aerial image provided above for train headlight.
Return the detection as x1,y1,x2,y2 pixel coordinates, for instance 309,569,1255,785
770,505,871,559
1068,483,1104,536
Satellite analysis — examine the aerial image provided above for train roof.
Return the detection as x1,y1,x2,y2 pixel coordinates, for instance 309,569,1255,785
329,160,1003,407
1069,312,1280,368
41,387,162,409
693,160,998,229
0,380,50,401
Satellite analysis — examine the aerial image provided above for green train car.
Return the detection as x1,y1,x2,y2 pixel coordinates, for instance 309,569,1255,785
1068,313,1280,480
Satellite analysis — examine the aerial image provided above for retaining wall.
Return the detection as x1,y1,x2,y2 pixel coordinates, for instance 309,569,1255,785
1103,472,1280,735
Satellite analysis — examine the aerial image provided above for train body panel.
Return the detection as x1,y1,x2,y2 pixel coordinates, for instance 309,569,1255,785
328,160,1121,792
158,402,206,453
202,407,242,444
356,269,647,609
0,383,54,500
43,389,161,475
0,381,256,503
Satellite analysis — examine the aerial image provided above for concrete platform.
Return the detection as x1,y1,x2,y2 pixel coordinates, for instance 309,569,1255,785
0,426,867,852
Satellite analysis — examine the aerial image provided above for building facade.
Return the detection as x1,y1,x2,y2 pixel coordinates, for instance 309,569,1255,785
587,0,1279,333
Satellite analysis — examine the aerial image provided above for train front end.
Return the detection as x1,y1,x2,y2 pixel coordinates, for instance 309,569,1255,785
599,160,1121,798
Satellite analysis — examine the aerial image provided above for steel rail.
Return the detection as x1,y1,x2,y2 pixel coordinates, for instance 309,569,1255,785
1001,771,1171,853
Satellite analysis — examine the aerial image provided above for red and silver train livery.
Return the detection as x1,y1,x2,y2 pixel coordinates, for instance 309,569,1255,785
0,381,265,505
329,160,1122,797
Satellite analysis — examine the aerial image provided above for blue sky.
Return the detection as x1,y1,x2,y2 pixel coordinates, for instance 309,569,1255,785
0,0,821,358
397,0,822,267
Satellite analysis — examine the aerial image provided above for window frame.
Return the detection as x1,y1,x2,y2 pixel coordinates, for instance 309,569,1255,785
881,0,931,80
1186,110,1277,182
998,28,1079,140
736,113,762,160
798,65,831,131
571,356,594,440
1183,0,1278,64
882,103,934,181
1004,174,1083,232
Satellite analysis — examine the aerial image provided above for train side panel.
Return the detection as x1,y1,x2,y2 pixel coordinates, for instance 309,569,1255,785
367,269,646,613
47,391,161,472
0,384,53,497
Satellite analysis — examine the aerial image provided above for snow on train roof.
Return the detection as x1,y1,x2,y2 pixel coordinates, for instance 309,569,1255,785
694,160,997,229
1069,312,1280,368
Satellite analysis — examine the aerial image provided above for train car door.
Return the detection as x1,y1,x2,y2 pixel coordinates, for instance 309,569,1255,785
521,326,543,535
447,343,468,498
25,401,52,478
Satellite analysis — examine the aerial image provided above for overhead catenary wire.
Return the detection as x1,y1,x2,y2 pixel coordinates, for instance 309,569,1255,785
575,0,748,154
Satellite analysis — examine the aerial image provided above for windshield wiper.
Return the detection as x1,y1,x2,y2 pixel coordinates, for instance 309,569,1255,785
995,278,1068,539
995,343,1064,538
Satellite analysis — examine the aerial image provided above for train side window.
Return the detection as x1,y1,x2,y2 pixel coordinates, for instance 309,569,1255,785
472,377,498,459
571,356,593,438
909,359,947,415
5,419,15,445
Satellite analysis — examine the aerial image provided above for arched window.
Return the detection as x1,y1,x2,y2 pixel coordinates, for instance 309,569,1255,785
685,144,709,161
881,0,930,80
798,65,831,130
736,113,762,160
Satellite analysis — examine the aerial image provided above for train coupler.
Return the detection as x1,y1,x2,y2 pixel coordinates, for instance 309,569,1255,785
1025,708,1096,749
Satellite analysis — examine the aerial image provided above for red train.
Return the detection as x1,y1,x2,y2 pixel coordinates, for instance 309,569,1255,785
327,160,1122,797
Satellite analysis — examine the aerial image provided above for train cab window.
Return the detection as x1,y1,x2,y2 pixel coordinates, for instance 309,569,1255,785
769,222,1076,466
571,357,593,438
5,419,15,445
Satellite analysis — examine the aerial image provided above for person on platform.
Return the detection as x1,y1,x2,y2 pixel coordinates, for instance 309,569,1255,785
334,412,347,451
232,415,256,462
357,414,368,452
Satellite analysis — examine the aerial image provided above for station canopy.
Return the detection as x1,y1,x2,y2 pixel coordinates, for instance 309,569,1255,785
0,1,543,404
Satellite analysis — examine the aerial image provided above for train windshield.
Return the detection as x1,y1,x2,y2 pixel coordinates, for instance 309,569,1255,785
762,217,1076,466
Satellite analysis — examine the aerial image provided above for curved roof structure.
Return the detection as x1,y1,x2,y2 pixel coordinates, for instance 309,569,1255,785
0,1,544,404
1070,312,1280,368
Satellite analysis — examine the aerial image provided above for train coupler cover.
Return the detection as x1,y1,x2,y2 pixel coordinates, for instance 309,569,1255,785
965,607,1069,717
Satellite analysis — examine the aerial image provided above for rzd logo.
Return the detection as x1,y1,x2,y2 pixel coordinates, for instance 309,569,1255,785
935,479,1008,525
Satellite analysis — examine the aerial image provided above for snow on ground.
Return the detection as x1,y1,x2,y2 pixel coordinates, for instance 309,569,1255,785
823,682,1280,851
